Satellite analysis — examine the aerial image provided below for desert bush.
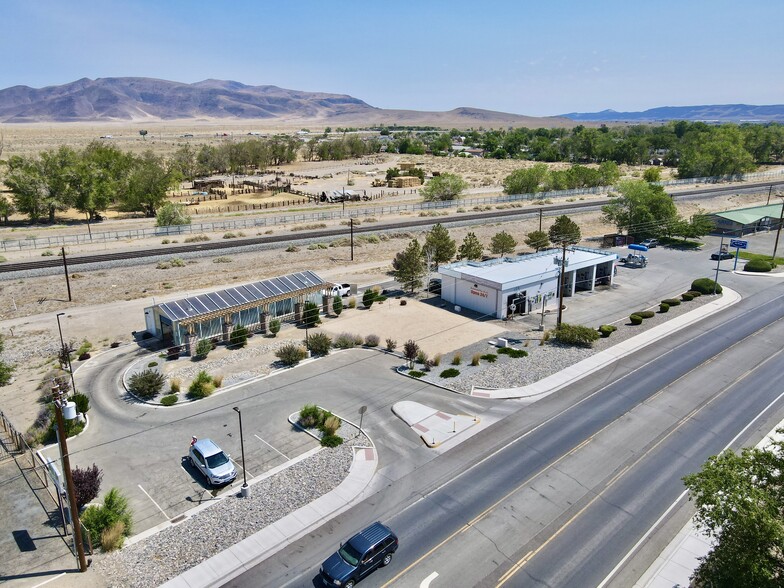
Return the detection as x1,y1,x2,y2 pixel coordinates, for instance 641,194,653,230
423,359,435,372
471,353,481,366
332,295,343,315
416,350,428,364
299,404,324,428
285,245,300,252
497,348,528,358
184,235,210,243
451,354,461,365
212,374,223,388
334,332,359,349
364,334,380,347
160,394,178,406
78,352,91,361
322,415,341,435
81,488,133,550
348,297,357,309
128,369,165,400
598,325,618,338
433,353,442,366
229,325,249,348
72,464,103,510
276,343,307,366
101,521,126,552
690,278,721,294
222,232,238,239
659,302,670,313
408,370,425,378
744,258,774,272
213,256,232,263
541,330,551,345
481,354,498,363
385,338,397,351
110,341,121,348
400,299,407,306
555,323,601,347
403,340,420,363
662,298,681,306
73,393,90,414
76,341,93,356
321,434,343,447
681,292,694,301
307,332,332,355
630,314,644,325
187,371,215,399
268,319,281,336
170,378,181,393
440,368,460,378
194,339,212,359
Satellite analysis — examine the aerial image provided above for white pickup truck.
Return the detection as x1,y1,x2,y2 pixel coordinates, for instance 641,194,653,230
327,283,351,297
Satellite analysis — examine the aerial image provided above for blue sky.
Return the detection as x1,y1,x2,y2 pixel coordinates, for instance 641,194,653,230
3,0,782,116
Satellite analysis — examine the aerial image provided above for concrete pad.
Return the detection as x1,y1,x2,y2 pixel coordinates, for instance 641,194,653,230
392,400,481,447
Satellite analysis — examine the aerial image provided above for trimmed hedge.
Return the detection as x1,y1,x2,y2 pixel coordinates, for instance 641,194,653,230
497,347,528,358
598,325,618,337
681,292,694,301
662,298,681,306
744,259,774,272
408,370,425,378
659,303,670,313
635,310,655,319
555,323,601,347
160,394,178,406
691,278,721,295
687,290,702,297
630,314,643,325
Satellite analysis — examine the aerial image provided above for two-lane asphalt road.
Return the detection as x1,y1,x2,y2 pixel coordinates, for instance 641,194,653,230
227,285,784,588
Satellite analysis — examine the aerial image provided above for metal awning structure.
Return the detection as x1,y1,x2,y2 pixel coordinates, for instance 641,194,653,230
157,271,327,327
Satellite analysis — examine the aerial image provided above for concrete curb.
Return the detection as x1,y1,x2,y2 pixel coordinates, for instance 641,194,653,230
471,287,741,399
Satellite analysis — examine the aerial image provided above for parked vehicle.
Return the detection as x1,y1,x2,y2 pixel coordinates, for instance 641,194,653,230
622,253,648,267
711,250,733,261
639,238,659,248
320,522,398,587
188,438,237,486
327,283,352,297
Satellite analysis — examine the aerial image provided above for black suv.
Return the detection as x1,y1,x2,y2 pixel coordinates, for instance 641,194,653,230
320,522,398,587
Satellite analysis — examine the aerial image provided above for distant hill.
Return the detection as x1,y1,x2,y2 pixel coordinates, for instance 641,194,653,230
562,104,784,122
0,77,571,128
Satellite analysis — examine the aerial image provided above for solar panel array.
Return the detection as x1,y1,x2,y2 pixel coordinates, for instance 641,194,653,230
157,271,326,321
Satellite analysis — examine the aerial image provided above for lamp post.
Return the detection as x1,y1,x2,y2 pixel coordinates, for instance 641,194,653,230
232,407,249,497
772,195,784,262
56,313,77,395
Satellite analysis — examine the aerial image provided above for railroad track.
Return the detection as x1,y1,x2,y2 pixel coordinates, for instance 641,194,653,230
1,180,781,275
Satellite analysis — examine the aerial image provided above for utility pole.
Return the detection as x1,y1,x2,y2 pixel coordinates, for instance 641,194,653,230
52,382,88,572
56,312,77,395
539,208,543,232
557,242,567,327
61,247,72,302
772,196,784,262
349,218,355,261
767,185,773,205
713,236,725,295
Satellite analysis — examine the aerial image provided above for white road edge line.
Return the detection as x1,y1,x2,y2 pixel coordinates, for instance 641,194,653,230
138,484,170,520
596,386,784,588
32,572,66,588
254,433,289,460
420,571,439,588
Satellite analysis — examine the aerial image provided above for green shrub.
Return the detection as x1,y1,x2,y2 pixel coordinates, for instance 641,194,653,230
630,314,643,325
321,434,343,447
362,289,376,308
660,302,670,313
451,354,461,365
276,343,307,366
408,370,425,378
440,368,460,378
480,353,498,363
307,332,332,355
268,319,281,336
128,369,165,400
332,295,343,315
187,370,215,399
497,348,528,358
555,323,601,347
662,298,681,306
72,393,90,414
81,488,133,550
229,325,249,348
302,301,321,328
598,325,618,338
334,332,359,349
160,394,178,406
148,361,158,367
194,338,212,359
681,292,694,301
691,278,721,295
299,404,324,428
744,258,773,272
76,341,93,356
635,310,655,319
688,290,702,297
364,334,380,347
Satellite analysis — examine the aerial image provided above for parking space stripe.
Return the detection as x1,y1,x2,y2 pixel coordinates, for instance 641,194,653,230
231,457,253,478
254,433,289,460
138,484,169,520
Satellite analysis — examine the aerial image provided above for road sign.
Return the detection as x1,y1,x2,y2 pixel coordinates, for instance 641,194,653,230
730,239,748,249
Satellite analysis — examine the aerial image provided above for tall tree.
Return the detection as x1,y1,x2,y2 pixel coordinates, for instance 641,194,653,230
602,180,678,240
548,215,582,327
122,152,175,217
524,230,551,252
502,163,549,195
420,173,468,201
458,232,483,261
683,432,784,587
490,231,518,257
423,223,456,267
392,239,427,293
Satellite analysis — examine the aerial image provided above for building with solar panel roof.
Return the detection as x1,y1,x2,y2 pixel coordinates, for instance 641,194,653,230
143,271,330,354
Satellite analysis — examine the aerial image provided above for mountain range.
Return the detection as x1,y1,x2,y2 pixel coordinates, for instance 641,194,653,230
0,77,567,127
561,104,784,122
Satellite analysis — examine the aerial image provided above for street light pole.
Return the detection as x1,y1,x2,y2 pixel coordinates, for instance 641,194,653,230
772,196,784,262
232,407,249,497
56,313,77,395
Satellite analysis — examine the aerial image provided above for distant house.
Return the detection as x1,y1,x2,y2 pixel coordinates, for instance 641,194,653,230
706,203,784,235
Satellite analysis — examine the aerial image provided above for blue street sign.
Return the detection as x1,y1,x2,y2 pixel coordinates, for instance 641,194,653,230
730,239,748,249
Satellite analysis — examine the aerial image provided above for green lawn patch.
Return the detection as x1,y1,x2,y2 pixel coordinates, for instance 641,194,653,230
737,251,783,266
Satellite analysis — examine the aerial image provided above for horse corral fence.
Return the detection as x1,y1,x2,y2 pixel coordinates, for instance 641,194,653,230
2,169,783,252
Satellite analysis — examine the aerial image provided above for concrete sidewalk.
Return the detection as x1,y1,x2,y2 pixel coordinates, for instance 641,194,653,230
471,287,741,399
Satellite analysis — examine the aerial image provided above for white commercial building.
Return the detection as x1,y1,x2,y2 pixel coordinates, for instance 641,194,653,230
438,246,618,320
